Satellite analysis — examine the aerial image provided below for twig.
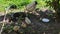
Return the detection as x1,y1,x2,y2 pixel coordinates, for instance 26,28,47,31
0,22,5,34
0,8,8,34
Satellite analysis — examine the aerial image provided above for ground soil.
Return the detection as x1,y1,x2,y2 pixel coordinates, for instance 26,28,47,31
0,11,60,34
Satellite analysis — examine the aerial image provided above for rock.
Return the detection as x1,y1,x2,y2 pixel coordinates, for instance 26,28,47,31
21,22,27,28
13,26,20,31
20,31,23,34
25,17,31,24
41,18,50,23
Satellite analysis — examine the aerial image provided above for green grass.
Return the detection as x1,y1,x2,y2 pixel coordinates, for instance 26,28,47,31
0,0,48,12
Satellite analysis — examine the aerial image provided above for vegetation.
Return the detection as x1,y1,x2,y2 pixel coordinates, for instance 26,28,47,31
46,0,60,22
0,0,49,11
0,0,60,34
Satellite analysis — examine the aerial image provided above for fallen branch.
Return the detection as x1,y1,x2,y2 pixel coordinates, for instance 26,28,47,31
0,22,5,34
0,8,8,34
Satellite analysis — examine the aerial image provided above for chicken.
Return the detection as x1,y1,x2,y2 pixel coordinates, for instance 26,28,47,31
24,1,37,24
25,1,37,13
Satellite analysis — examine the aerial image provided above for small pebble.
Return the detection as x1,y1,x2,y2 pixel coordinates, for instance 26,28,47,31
21,23,27,28
13,26,20,31
42,18,50,22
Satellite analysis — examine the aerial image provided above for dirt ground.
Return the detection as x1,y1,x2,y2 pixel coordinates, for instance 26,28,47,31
0,10,60,34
